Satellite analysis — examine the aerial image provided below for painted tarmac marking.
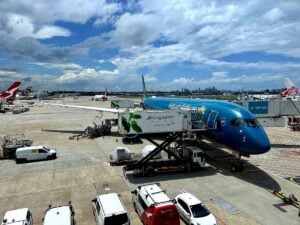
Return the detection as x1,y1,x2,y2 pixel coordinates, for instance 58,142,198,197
286,176,300,185
215,199,239,214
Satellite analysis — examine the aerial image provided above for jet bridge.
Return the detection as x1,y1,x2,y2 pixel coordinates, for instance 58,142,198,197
238,99,300,127
118,109,217,135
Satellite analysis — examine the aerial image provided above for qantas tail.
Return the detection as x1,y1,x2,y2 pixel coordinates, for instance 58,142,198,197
0,81,22,99
280,78,299,97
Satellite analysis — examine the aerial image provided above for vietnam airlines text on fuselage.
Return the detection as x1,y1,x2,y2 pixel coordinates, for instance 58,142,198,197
143,97,271,156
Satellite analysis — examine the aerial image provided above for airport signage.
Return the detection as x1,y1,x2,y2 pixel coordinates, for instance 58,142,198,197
248,101,268,114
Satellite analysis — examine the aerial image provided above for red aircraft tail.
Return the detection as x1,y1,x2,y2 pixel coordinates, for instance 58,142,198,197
21,86,33,96
0,81,22,99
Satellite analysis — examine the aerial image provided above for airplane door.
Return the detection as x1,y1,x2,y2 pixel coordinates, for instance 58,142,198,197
207,111,218,129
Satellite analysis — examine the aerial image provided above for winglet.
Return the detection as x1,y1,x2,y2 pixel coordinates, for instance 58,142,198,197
142,75,147,98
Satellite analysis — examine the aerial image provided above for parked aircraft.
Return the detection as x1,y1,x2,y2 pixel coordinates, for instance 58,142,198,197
0,81,22,104
91,88,108,101
250,78,299,100
45,76,271,171
280,78,299,97
16,86,35,100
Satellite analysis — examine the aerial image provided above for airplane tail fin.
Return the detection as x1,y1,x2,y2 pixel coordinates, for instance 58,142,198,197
280,78,299,97
22,86,33,96
284,78,295,89
104,88,107,97
0,81,22,99
142,75,147,98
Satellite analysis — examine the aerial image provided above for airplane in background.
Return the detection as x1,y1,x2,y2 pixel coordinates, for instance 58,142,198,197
16,86,35,100
250,78,299,100
45,76,271,172
0,81,22,104
91,88,108,101
280,78,299,98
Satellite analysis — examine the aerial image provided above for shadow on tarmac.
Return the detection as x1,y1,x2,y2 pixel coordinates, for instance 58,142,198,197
125,167,217,185
125,138,282,193
42,129,83,134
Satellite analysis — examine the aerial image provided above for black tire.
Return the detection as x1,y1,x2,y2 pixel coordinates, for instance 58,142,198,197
231,164,237,173
133,202,137,213
238,164,244,172
145,168,156,177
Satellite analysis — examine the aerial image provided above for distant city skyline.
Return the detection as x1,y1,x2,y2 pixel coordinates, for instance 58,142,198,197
0,0,300,91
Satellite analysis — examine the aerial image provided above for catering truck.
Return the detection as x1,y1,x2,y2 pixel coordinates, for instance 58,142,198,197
116,110,208,176
118,110,210,135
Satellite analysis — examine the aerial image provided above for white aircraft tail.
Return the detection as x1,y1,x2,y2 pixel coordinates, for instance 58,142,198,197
284,78,295,89
142,75,147,98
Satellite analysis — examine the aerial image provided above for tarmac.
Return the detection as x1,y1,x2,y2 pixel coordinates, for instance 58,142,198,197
0,97,299,225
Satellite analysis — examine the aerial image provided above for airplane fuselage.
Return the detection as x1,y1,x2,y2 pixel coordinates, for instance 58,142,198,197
143,97,271,156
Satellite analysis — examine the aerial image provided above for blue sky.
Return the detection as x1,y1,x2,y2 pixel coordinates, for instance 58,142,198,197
0,0,300,91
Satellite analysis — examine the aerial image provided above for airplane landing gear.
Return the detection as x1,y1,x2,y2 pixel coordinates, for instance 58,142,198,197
231,153,244,173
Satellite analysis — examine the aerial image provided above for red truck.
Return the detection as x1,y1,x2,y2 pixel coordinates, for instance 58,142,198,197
131,183,180,225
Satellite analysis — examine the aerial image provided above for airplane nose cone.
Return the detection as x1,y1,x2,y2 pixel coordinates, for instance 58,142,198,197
243,128,271,154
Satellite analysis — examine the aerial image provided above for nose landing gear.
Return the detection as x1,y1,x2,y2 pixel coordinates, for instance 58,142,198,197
231,153,244,173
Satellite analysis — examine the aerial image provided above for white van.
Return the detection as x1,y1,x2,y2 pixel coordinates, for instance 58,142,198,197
2,208,33,225
43,204,75,225
91,193,130,225
15,146,56,163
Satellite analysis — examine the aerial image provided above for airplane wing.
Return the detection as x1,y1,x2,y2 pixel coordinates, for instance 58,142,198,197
43,102,122,113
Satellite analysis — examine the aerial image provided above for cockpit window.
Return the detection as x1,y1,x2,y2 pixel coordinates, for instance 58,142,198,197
244,119,260,127
230,118,244,127
230,118,261,127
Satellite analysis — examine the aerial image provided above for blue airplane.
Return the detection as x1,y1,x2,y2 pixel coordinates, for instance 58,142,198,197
140,76,271,171
46,76,271,172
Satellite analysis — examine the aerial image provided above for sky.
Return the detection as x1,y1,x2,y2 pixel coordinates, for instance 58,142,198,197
0,0,300,92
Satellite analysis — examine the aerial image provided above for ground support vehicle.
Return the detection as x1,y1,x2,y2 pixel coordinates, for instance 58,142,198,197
43,203,75,225
111,99,135,109
131,183,180,225
15,145,56,163
122,133,206,176
91,192,130,225
287,116,300,131
117,110,211,176
2,208,33,225
0,135,33,159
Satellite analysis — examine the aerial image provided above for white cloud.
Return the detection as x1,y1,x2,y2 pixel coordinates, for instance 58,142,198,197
113,13,161,48
56,68,119,83
212,72,229,79
263,8,284,22
35,26,71,39
4,13,70,40
33,62,83,72
171,77,194,85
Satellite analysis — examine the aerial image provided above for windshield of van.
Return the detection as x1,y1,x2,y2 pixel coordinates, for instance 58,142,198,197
190,203,210,218
230,118,261,127
42,147,50,151
104,213,128,225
